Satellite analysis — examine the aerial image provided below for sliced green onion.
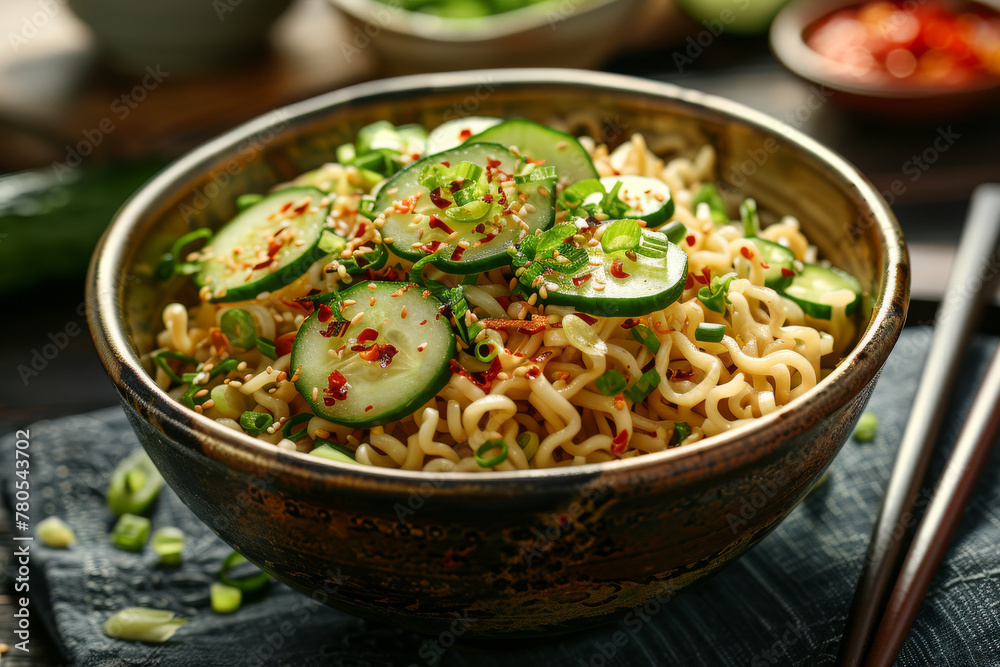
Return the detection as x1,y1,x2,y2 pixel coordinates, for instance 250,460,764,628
853,413,878,443
219,551,270,593
516,432,539,461
220,309,257,349
670,421,691,447
695,323,726,343
236,193,264,211
311,442,358,464
103,608,188,643
473,339,499,364
740,197,760,238
256,336,277,359
107,449,164,516
409,248,449,289
281,413,313,442
240,411,273,436
211,582,243,614
336,143,357,164
155,228,212,281
634,232,671,259
595,370,628,397
151,350,198,385
475,439,508,468
658,221,687,245
181,358,240,385
630,324,660,355
624,368,661,403
697,272,737,314
452,184,482,206
558,179,605,213
444,199,491,223
358,196,377,220
600,180,631,219
210,384,243,419
110,513,151,552
453,161,483,183
152,527,185,565
37,516,77,548
692,183,729,225
600,219,642,254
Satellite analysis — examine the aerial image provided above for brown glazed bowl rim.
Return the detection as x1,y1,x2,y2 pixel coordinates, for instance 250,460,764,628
87,68,908,492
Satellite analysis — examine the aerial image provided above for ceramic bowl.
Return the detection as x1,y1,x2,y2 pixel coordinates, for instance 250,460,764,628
87,69,909,637
322,0,644,73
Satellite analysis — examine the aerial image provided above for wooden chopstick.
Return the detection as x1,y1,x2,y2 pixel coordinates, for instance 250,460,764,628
837,183,1000,666
864,341,1000,666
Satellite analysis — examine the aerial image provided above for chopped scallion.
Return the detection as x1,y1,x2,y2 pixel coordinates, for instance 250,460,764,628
595,370,627,397
240,411,273,436
151,350,198,385
670,422,691,447
152,527,185,565
624,368,661,403
103,608,188,643
695,323,726,343
220,309,257,349
110,513,151,552
740,197,760,238
473,340,499,364
107,450,164,516
219,551,271,593
516,432,539,461
255,337,277,359
37,516,76,548
853,413,879,443
630,324,660,355
311,442,358,464
600,219,642,254
475,439,508,468
281,413,313,442
211,582,243,614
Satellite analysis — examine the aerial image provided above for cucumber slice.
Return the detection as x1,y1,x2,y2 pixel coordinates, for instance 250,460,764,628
514,220,688,318
425,117,502,155
374,142,556,274
292,282,455,427
465,118,599,184
747,237,797,290
599,176,675,227
781,264,863,319
197,187,330,302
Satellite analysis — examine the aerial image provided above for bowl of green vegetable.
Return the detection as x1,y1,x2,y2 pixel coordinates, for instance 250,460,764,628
324,0,644,73
87,69,908,637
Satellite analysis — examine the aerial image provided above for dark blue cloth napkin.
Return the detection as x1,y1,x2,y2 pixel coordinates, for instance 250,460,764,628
4,327,1000,666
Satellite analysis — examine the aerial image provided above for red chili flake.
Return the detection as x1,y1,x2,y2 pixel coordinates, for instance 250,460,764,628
365,405,373,412
611,428,630,456
320,320,349,339
323,370,350,404
419,319,427,325
760,262,770,269
275,331,297,357
440,161,450,167
448,180,464,193
621,318,641,329
450,246,466,262
437,303,453,320
448,357,502,391
610,260,630,279
353,222,369,239
670,368,694,381
317,303,334,323
280,202,293,213
377,344,398,368
210,329,230,352
358,345,380,361
292,199,310,215
685,234,696,246
430,188,450,209
525,367,541,379
419,240,443,254
740,246,754,260
572,273,592,287
357,328,378,344
495,296,511,310
481,194,493,203
487,158,502,169
685,273,695,290
781,267,795,278
694,272,709,286
393,194,419,214
458,129,472,139
576,313,598,325
428,215,454,233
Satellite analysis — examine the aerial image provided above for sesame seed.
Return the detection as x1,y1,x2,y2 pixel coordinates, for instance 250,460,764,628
400,305,408,319
527,293,538,305
201,399,216,409
369,296,377,306
343,299,357,306
350,312,365,326
237,361,248,371
229,380,243,388
537,185,550,198
417,342,428,352
312,387,319,400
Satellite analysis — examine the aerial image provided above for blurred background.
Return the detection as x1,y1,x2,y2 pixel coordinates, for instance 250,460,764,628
0,0,997,659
